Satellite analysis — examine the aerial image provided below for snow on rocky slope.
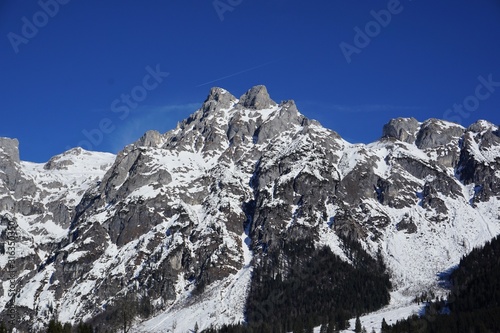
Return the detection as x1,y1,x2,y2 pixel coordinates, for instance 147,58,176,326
0,86,499,332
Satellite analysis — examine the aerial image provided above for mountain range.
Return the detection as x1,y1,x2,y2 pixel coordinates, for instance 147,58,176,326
0,85,499,332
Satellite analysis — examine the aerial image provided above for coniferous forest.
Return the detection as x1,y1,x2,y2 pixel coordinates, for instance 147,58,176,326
385,235,500,333
205,236,392,333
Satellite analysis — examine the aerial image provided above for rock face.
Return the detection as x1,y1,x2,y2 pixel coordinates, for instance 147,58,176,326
136,130,165,148
415,118,464,149
0,86,499,332
236,85,277,109
457,120,500,203
382,117,420,143
0,138,20,164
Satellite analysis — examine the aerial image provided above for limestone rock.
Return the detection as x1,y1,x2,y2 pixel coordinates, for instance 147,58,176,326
237,85,277,110
382,117,419,143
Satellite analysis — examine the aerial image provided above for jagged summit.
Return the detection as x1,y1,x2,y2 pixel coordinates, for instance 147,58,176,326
202,87,238,113
468,119,499,133
382,117,420,143
131,86,494,164
136,130,165,148
415,119,464,150
200,85,277,114
2,86,500,332
381,117,466,148
150,86,314,154
236,85,277,110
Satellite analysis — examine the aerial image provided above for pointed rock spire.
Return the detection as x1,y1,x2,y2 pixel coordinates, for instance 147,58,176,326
136,130,164,148
237,85,277,110
202,87,237,113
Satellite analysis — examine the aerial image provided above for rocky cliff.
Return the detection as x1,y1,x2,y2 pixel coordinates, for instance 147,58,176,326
0,86,499,332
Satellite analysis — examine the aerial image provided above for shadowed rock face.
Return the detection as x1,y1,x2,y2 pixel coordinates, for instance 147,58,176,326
457,120,500,203
1,86,499,331
382,117,465,149
415,119,464,150
202,87,238,113
382,117,420,143
237,85,277,110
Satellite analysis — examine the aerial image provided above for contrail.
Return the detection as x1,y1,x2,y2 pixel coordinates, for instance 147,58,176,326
196,61,275,87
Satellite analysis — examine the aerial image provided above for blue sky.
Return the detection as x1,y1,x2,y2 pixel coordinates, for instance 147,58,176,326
1,0,500,162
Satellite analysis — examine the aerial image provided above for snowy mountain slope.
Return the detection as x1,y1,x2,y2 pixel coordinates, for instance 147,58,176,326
0,86,499,332
0,143,114,330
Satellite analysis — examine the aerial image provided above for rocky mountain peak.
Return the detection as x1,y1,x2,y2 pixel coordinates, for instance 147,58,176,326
381,117,466,149
381,117,420,143
463,120,500,154
201,87,238,114
43,147,85,170
136,130,165,148
467,119,498,134
415,118,464,150
164,86,307,154
236,85,277,110
0,137,20,164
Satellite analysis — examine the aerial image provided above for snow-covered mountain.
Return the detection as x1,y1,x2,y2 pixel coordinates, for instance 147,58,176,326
0,86,499,332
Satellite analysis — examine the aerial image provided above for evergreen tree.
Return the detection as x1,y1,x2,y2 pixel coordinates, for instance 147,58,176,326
326,318,335,333
354,316,362,333
76,321,93,333
116,294,137,333
381,318,389,333
47,319,69,333
62,323,71,333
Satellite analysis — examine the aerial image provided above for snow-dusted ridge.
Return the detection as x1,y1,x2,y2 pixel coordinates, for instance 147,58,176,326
0,87,499,333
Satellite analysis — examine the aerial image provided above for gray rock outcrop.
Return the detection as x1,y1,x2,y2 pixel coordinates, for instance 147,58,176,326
237,85,277,109
382,117,420,143
1,86,499,331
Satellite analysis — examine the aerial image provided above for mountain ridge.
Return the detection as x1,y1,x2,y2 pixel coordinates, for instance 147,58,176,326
0,85,499,332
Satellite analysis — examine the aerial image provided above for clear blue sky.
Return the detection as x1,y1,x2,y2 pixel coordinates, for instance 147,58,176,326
1,0,500,162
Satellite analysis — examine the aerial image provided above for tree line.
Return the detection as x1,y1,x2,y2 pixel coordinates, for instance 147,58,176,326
205,235,392,333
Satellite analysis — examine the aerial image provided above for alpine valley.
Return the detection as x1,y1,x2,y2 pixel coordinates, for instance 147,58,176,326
1,86,499,333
